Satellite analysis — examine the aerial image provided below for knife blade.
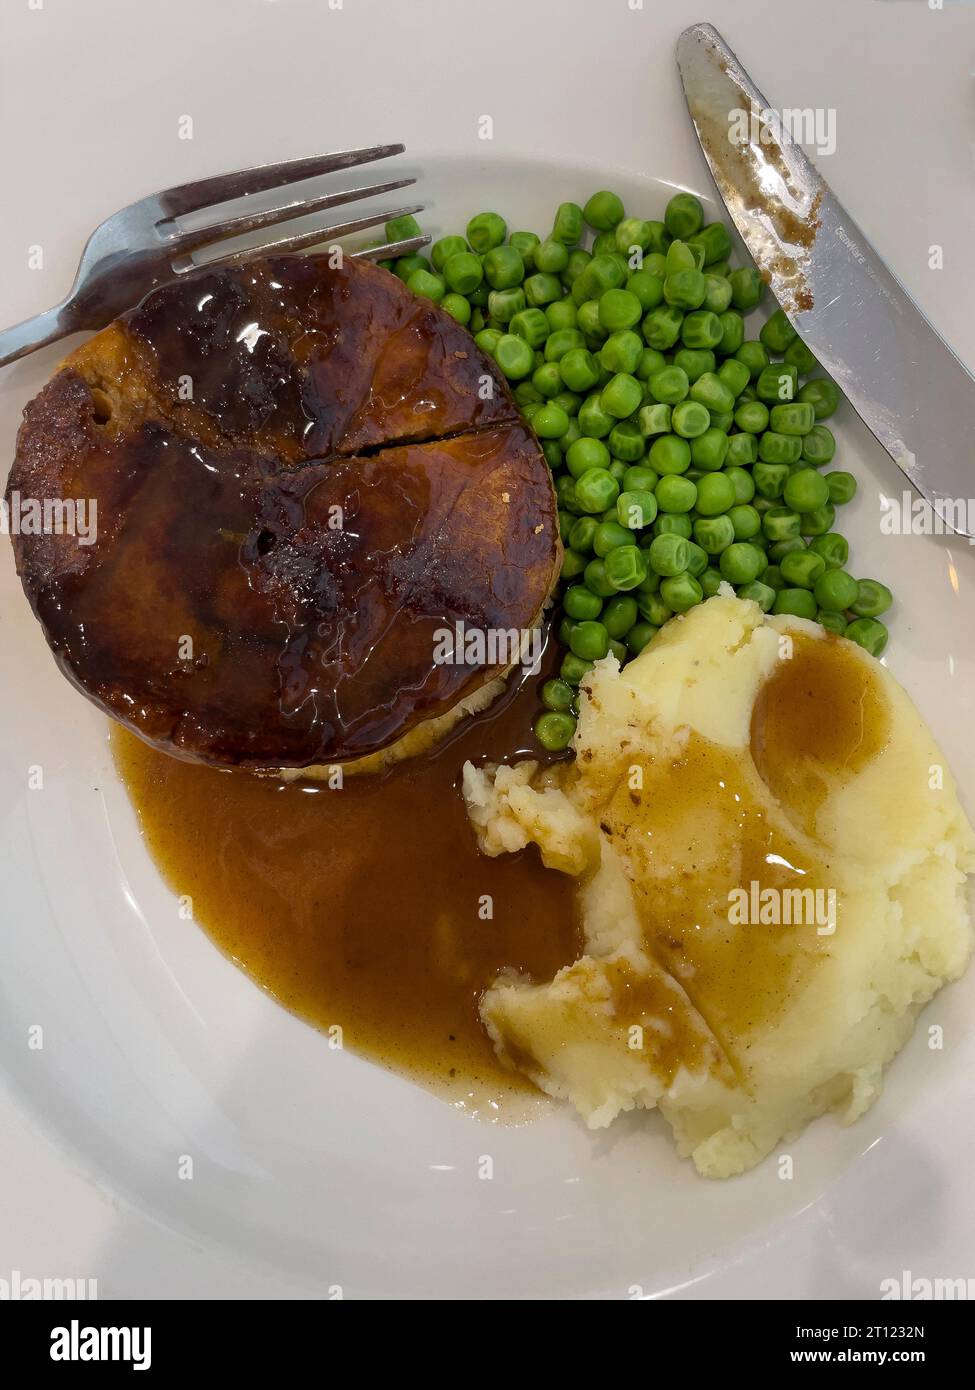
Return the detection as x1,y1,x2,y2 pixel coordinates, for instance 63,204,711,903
676,22,975,538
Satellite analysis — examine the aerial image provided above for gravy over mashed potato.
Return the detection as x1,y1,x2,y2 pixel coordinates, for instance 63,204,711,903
462,595,975,1178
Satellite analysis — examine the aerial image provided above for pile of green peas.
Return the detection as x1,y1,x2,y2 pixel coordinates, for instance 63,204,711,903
383,193,894,753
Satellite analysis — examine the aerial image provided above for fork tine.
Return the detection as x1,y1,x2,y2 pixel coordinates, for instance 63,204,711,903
353,234,430,262
171,204,425,276
157,177,416,253
157,143,407,218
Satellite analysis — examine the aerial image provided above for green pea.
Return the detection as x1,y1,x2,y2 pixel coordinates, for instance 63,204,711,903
660,572,703,612
639,403,672,437
724,466,756,504
734,339,770,380
695,472,736,516
770,401,816,435
688,221,732,266
756,363,799,404
802,425,837,466
602,595,639,638
622,467,658,497
560,652,594,685
753,461,789,500
613,217,651,255
826,471,857,505
625,270,664,311
566,437,609,478
817,610,848,635
780,549,826,589
642,305,685,350
598,288,643,332
700,566,724,597
546,299,577,332
767,537,805,565
673,348,715,383
652,512,693,540
784,337,818,375
559,348,601,394
593,520,633,556
430,235,469,272
533,403,571,439
681,310,724,350
600,372,643,419
604,543,648,591
574,467,620,513
616,489,658,530
726,433,759,466
584,190,625,231
850,578,893,619
813,569,859,612
532,363,563,400
784,468,830,513
671,400,711,438
541,678,576,713
443,251,483,294
690,428,729,472
599,330,643,375
798,376,842,420
728,266,764,311
583,557,618,598
762,506,801,542
737,580,776,612
508,231,539,271
759,308,797,354
649,434,692,476
560,549,587,581
717,310,745,355
552,202,584,245
578,394,615,438
664,192,704,240
524,272,564,307
844,618,888,657
534,711,577,750
799,503,836,536
729,503,762,540
492,333,533,379
562,585,600,622
488,287,526,323
808,532,849,570
393,253,430,281
719,542,765,585
510,307,550,348
763,564,785,592
407,268,446,302
440,293,471,324
773,588,818,620
649,365,690,406
648,533,689,576
656,475,697,514
694,514,736,555
385,213,423,242
664,268,707,310
567,517,598,555
716,357,751,400
466,211,507,253
569,619,610,662
759,431,804,465
703,273,733,314
626,622,659,655
735,400,769,434
689,372,735,415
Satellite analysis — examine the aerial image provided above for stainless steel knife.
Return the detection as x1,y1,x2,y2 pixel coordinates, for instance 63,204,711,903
676,22,975,538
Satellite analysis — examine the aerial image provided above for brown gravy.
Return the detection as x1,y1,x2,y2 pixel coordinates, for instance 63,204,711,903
113,652,582,1119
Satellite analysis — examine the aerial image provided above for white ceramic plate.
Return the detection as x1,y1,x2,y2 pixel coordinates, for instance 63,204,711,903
2,0,974,1300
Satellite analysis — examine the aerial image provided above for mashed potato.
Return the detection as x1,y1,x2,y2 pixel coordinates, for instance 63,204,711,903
463,595,975,1178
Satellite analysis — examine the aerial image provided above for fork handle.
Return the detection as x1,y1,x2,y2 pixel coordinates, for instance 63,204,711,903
0,300,75,370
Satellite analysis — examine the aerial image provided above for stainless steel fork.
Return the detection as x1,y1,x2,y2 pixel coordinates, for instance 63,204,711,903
0,144,429,369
